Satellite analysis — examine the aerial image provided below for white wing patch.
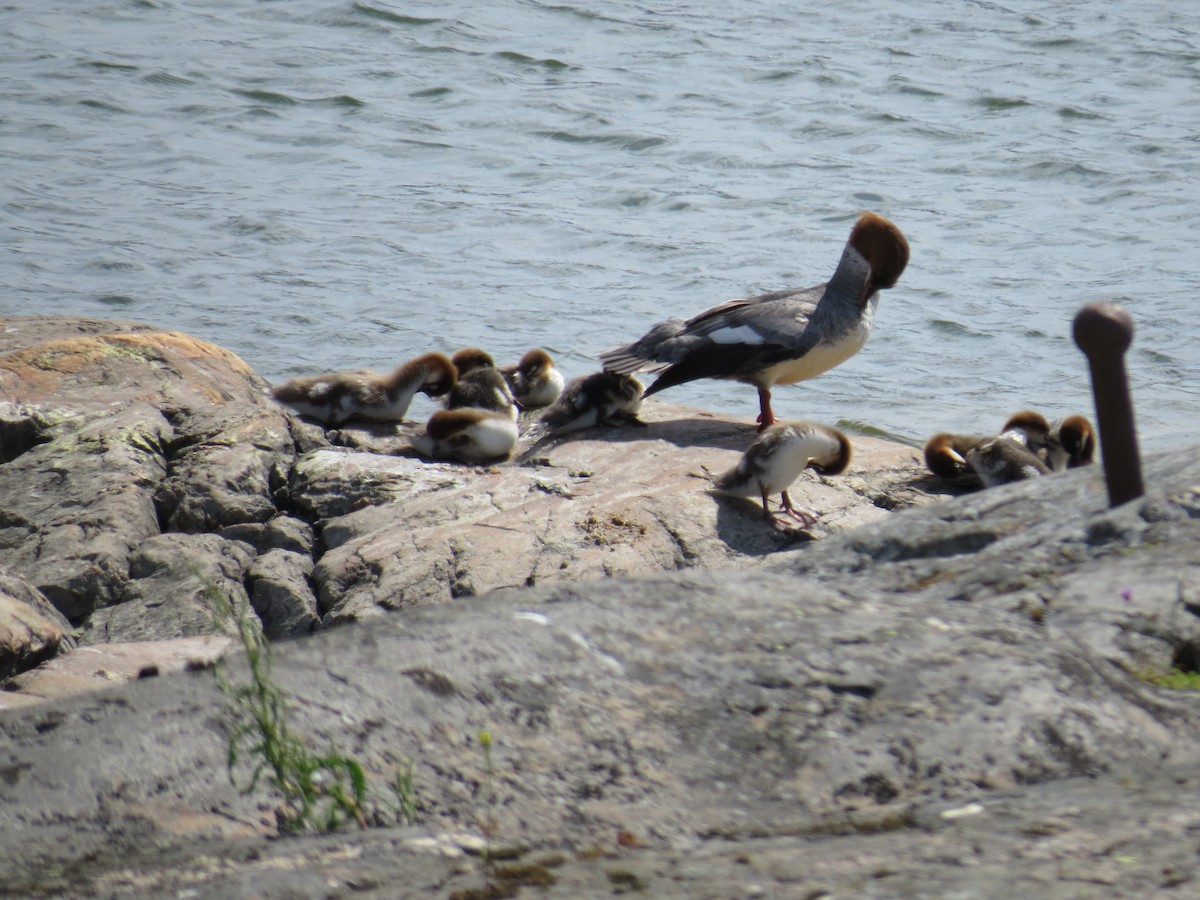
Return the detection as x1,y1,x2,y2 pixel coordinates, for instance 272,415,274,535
706,324,766,345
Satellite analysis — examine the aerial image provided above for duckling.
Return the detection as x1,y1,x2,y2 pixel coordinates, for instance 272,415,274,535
965,435,1051,487
535,371,645,437
712,421,851,528
999,410,1052,454
501,348,565,410
1046,414,1096,470
445,348,518,419
410,408,519,464
271,352,456,427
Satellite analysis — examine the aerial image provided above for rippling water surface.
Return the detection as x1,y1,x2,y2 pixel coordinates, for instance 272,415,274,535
4,1,1198,450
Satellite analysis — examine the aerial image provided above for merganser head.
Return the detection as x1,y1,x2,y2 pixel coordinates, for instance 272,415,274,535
1001,410,1051,448
924,432,975,480
517,348,554,377
1053,414,1096,467
808,426,853,476
416,352,458,397
850,212,910,297
450,347,496,376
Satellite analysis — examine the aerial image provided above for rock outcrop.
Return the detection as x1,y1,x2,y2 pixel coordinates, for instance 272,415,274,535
3,316,1198,897
0,316,944,697
0,440,1197,897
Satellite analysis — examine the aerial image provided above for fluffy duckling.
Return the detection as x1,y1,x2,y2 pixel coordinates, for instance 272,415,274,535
410,408,519,463
999,410,1052,453
445,348,518,419
271,352,456,427
600,212,909,430
535,371,645,437
965,435,1051,487
713,421,852,528
1046,414,1096,470
501,348,565,410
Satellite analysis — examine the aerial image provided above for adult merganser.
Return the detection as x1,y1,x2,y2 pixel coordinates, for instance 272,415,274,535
445,348,518,419
410,408,519,463
712,421,852,528
270,352,456,427
534,371,645,437
598,212,909,430
501,348,565,410
1046,415,1096,470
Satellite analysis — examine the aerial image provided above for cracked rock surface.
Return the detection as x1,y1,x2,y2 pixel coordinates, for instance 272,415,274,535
3,316,1199,898
1,316,940,696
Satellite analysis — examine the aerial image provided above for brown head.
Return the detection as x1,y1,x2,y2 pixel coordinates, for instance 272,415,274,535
924,432,976,480
450,347,496,376
849,211,910,297
1001,410,1051,447
415,352,457,397
518,348,554,376
808,426,853,476
1056,414,1096,466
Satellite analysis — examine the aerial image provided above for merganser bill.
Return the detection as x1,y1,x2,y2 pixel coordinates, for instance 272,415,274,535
501,348,565,410
534,371,645,437
598,212,909,430
445,348,518,420
270,352,456,427
1046,414,1096,470
411,408,519,463
712,421,852,528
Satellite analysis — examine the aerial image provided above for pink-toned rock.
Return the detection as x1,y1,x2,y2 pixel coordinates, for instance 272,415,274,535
0,634,233,711
296,404,943,624
0,571,73,681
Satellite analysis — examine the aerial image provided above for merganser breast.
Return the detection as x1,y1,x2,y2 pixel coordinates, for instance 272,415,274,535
598,211,909,430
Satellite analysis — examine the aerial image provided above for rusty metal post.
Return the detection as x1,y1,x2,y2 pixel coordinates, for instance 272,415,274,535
1072,302,1143,506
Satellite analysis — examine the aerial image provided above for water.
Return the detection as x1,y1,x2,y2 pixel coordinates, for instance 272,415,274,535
4,0,1198,451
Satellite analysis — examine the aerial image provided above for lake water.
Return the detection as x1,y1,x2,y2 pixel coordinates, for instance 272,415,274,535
4,0,1198,452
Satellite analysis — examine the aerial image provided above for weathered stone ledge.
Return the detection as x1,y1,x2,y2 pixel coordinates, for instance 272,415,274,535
1,316,947,704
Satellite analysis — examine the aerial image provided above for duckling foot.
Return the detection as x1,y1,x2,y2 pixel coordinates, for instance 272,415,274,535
778,490,820,528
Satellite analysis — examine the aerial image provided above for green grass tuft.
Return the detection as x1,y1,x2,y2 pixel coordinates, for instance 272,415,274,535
204,579,369,833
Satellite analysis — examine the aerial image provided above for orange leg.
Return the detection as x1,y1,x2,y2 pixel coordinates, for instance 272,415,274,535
779,490,818,528
755,387,776,432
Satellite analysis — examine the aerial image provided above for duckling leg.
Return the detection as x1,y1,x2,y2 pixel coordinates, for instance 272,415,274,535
755,387,776,431
778,490,819,528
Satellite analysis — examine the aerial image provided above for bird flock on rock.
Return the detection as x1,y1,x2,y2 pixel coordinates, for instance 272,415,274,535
269,210,1094,533
271,344,645,466
923,410,1095,489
